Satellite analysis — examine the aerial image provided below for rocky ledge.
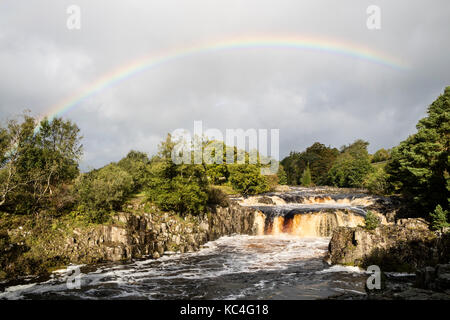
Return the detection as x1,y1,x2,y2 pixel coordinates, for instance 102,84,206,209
326,219,449,272
0,202,258,280
326,219,450,299
330,264,450,300
55,202,257,264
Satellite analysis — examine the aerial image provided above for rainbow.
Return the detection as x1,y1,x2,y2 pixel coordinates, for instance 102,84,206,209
40,35,409,122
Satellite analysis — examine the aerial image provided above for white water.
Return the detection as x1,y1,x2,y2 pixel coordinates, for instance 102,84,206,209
0,234,370,300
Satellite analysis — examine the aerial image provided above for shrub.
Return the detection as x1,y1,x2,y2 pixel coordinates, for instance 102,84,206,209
228,164,269,195
69,205,110,224
145,136,210,215
265,174,279,191
365,210,380,230
363,167,389,195
206,164,229,185
371,148,390,163
117,150,150,192
146,163,209,215
74,164,134,212
207,187,230,207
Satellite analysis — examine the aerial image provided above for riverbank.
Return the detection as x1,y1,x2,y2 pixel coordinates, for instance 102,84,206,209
0,199,258,282
1,186,448,300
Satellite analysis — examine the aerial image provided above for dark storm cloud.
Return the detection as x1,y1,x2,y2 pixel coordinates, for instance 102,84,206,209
0,0,449,169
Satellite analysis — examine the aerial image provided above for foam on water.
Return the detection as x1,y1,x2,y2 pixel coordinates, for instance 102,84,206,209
0,234,368,300
316,265,364,274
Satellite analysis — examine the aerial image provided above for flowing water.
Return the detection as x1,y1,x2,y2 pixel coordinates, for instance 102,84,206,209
0,235,368,300
1,187,379,300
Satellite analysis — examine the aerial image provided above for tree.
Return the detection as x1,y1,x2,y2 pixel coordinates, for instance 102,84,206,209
301,163,312,186
74,164,134,212
327,140,373,188
281,143,339,185
228,164,269,195
0,114,82,214
363,166,389,195
280,151,303,185
201,140,271,194
429,204,449,232
0,114,35,207
145,134,209,215
117,150,150,191
304,143,339,184
277,164,288,185
386,86,449,211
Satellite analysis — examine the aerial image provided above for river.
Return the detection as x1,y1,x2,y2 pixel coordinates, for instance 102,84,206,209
0,234,369,300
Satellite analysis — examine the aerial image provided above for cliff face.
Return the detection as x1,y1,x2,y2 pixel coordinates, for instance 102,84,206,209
327,220,449,272
59,203,258,264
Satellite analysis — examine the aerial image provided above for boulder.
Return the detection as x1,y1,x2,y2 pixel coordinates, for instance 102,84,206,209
327,222,441,272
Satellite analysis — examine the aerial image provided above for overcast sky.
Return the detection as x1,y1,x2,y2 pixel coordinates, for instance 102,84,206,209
0,0,449,170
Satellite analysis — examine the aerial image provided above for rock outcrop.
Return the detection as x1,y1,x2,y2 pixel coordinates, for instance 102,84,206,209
415,264,450,291
326,220,449,272
59,202,258,264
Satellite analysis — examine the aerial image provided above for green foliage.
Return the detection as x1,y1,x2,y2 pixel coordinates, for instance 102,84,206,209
202,140,274,194
211,184,237,195
430,204,449,231
145,134,209,215
281,142,339,185
372,148,390,163
69,205,110,224
301,164,312,186
365,210,380,230
228,164,269,195
0,114,82,214
327,140,373,188
207,186,230,207
363,166,389,195
277,164,288,185
264,174,280,191
386,86,450,212
117,150,150,192
206,163,229,185
74,164,133,217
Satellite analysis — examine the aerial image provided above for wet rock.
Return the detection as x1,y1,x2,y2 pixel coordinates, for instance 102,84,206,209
416,264,450,291
328,222,442,272
415,266,436,289
258,196,274,205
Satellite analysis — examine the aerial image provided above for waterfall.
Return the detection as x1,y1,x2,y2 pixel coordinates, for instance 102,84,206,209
257,210,365,237
245,187,373,237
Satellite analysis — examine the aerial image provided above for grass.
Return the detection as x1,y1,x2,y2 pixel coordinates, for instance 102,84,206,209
211,184,238,196
371,161,388,170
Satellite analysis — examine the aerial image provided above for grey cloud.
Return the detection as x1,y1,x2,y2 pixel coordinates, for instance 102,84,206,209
0,0,449,170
